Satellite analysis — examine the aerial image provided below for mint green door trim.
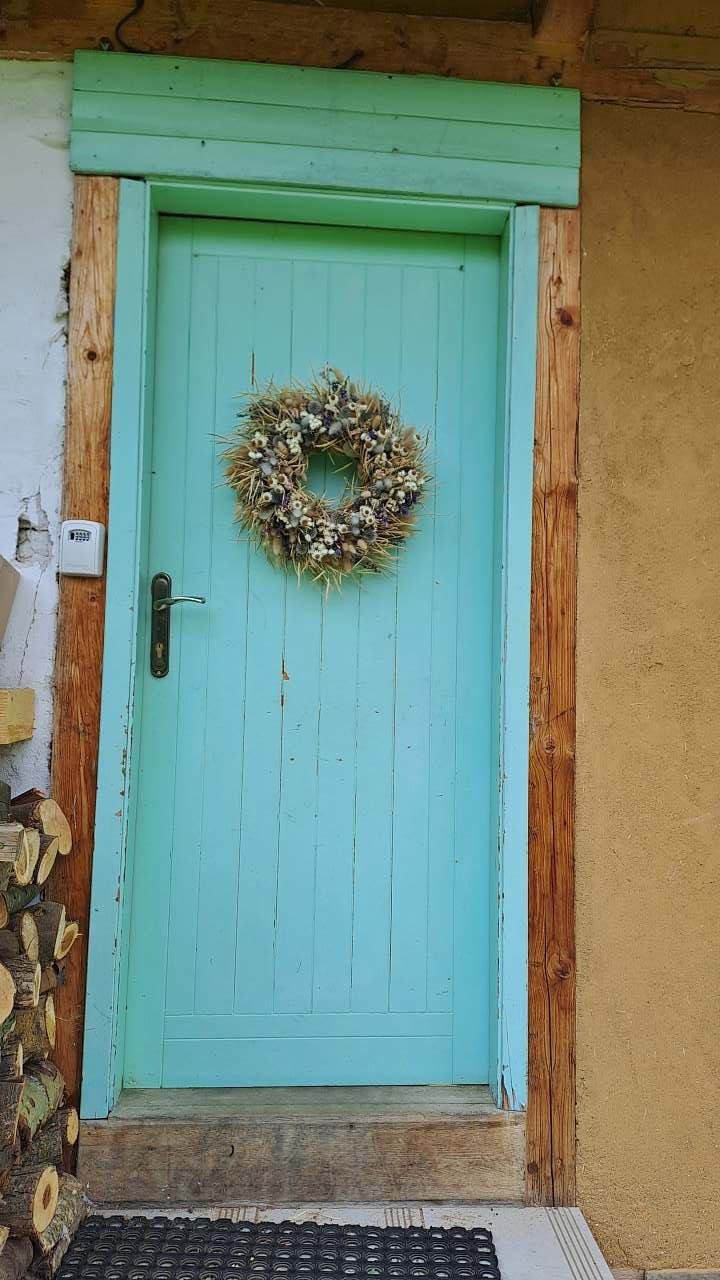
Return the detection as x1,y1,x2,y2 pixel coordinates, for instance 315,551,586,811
70,51,579,208
81,174,536,1118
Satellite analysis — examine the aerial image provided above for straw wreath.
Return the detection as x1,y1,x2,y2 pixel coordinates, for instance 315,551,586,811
223,368,429,586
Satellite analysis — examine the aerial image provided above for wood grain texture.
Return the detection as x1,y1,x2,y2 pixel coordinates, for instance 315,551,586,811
111,1084,500,1121
531,0,595,45
0,691,34,746
5,3,720,114
49,176,118,1112
526,208,579,1207
78,1103,525,1204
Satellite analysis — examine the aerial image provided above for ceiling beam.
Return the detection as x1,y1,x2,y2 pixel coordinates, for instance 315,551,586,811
3,2,720,116
531,0,596,47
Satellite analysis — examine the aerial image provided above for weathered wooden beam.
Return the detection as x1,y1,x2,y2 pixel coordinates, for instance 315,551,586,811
526,207,579,1207
532,0,595,46
49,176,118,1115
3,1,720,114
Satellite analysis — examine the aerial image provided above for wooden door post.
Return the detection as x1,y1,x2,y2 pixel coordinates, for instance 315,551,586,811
50,176,119,1110
527,207,580,1206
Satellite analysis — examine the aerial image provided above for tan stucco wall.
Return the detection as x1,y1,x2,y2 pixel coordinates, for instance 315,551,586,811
577,103,720,1270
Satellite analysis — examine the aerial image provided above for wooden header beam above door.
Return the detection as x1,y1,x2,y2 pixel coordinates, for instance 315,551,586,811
3,1,720,115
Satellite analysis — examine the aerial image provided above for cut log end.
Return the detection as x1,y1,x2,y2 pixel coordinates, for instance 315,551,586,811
0,966,16,1026
32,1175,88,1275
55,924,79,962
62,1106,79,1147
8,801,71,858
0,1163,58,1237
28,905,65,968
10,913,39,964
35,837,59,888
35,1166,60,1235
44,994,56,1052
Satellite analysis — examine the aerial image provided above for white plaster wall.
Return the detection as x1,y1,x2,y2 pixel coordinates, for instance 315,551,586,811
0,62,73,791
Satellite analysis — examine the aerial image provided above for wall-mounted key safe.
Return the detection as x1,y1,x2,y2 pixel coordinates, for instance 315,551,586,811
59,520,106,577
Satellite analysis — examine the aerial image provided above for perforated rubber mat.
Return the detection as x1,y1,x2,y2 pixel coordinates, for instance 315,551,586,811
57,1217,501,1280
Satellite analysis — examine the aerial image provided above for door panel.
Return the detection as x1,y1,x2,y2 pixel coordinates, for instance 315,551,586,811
124,215,500,1087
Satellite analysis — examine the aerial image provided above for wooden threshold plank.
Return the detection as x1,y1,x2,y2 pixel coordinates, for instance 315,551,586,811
79,1105,525,1205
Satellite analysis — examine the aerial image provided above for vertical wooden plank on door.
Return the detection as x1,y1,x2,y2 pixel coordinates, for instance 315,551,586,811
234,256,291,1016
310,259,360,1015
51,176,118,1111
527,208,579,1206
195,256,254,1016
124,219,193,1082
172,248,218,1017
388,266,437,1015
350,265,402,1015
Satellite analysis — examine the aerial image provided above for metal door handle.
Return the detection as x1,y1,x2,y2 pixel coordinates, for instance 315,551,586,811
153,594,206,612
150,573,205,678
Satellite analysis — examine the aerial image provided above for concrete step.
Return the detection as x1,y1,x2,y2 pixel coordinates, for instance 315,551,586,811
90,1203,614,1280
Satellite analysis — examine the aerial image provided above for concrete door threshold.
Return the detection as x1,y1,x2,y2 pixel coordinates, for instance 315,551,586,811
94,1202,613,1280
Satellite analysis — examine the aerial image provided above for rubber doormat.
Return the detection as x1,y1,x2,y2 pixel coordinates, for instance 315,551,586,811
57,1217,502,1280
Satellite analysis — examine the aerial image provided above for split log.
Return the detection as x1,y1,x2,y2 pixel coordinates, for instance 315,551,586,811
0,1083,24,1149
27,907,65,968
21,1105,77,1175
55,925,78,962
0,1238,32,1280
0,1036,23,1082
35,838,58,889
14,998,54,1063
0,1165,59,1237
9,913,39,964
18,1063,64,1149
8,801,71,858
2,957,40,1009
0,826,34,892
39,965,64,997
0,1226,9,1255
12,831,40,887
0,886,41,931
0,965,16,1025
21,1113,63,1170
8,791,45,809
0,934,19,963
31,1176,87,1276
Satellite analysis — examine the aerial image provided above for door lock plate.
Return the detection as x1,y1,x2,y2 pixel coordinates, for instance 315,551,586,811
150,572,172,677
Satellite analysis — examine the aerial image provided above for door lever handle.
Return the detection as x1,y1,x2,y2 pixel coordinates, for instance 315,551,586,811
153,594,207,612
150,572,205,677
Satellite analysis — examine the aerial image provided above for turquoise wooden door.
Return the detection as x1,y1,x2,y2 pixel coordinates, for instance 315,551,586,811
123,214,500,1088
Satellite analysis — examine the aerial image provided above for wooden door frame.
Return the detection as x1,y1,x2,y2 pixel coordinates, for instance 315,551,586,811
52,176,577,1205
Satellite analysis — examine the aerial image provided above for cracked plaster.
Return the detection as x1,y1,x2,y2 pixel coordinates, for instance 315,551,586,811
0,62,73,790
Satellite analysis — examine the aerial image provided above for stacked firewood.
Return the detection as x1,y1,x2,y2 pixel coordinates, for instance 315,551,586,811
0,783,88,1280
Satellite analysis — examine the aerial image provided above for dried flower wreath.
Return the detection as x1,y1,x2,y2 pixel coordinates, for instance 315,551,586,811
223,368,429,586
